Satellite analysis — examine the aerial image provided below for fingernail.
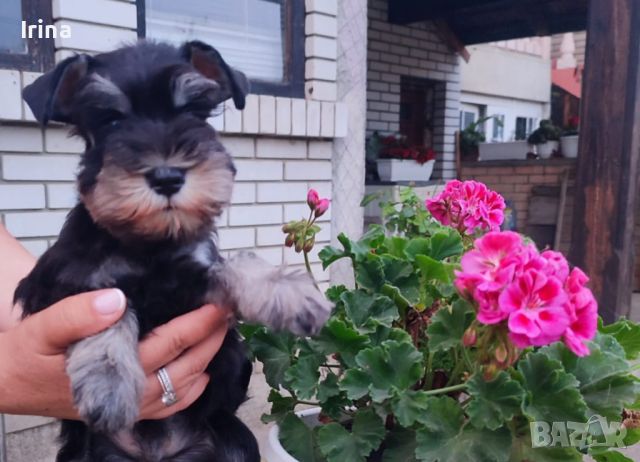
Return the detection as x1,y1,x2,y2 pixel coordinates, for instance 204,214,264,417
93,289,126,315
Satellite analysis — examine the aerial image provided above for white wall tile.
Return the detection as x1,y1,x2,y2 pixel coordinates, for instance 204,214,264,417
305,36,337,60
291,99,307,136
44,128,84,153
54,20,137,53
5,211,68,238
228,204,282,226
2,155,78,181
259,95,276,134
256,139,307,159
217,227,255,250
234,160,283,181
0,70,22,120
257,182,308,203
305,58,338,81
275,97,292,135
0,185,45,209
306,101,321,137
242,95,260,134
46,183,77,208
308,141,332,159
231,183,255,204
221,136,255,158
285,160,332,180
0,125,43,152
305,13,338,37
305,0,338,16
257,225,287,246
320,102,335,137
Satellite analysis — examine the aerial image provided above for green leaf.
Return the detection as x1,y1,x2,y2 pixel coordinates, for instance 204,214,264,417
313,318,370,368
592,451,634,462
381,283,412,311
599,318,640,360
317,409,385,462
466,371,525,430
510,436,582,462
517,352,589,424
261,390,297,424
426,300,474,352
381,255,415,286
279,413,320,462
382,428,417,462
428,230,464,261
356,254,386,291
405,238,431,260
541,334,637,420
341,290,398,332
415,396,511,462
319,245,347,270
415,254,451,283
247,328,295,388
391,390,431,427
385,237,408,258
284,355,322,400
340,369,370,400
325,285,348,303
354,340,424,402
317,373,341,402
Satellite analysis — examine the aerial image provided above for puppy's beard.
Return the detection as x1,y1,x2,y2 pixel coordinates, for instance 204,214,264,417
82,156,234,241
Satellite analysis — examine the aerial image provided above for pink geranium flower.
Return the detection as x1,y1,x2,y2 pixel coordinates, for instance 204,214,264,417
454,229,598,357
426,180,505,235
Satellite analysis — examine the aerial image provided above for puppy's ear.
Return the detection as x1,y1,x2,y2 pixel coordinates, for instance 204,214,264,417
180,41,250,110
23,54,91,125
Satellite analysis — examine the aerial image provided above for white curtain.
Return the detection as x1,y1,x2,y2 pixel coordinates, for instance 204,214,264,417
147,0,285,82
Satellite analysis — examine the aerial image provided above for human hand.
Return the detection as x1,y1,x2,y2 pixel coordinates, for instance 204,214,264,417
0,289,229,420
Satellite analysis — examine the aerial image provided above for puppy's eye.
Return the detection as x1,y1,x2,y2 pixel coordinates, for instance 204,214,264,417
96,110,125,128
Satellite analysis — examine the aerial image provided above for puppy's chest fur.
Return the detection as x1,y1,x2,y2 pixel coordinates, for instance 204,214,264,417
18,205,219,331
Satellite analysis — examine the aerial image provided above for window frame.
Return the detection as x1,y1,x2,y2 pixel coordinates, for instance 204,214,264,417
0,0,55,72
136,0,305,98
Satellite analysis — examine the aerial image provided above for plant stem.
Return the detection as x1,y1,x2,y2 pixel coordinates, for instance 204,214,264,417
321,363,342,369
423,383,467,396
296,400,321,406
303,250,313,275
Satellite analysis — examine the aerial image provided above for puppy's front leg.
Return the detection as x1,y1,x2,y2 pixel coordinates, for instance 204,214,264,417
211,252,332,336
66,308,145,433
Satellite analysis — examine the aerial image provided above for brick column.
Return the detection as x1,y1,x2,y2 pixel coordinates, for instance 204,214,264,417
330,0,368,285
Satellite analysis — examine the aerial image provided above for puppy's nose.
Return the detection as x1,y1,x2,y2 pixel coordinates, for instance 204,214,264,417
145,167,185,197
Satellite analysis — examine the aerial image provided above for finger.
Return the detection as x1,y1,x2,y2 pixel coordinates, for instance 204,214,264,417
142,322,227,399
23,289,126,353
139,304,229,374
142,374,210,421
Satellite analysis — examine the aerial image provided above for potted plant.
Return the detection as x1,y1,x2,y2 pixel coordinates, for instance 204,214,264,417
470,116,530,162
561,116,580,159
371,133,437,182
243,183,640,462
527,120,562,159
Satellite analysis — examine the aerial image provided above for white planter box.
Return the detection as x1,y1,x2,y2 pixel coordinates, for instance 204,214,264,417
376,159,435,182
561,135,579,158
478,141,531,161
263,408,322,462
535,140,559,159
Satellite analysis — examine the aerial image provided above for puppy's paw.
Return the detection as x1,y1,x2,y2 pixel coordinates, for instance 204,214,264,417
220,252,333,336
66,311,145,433
268,269,333,336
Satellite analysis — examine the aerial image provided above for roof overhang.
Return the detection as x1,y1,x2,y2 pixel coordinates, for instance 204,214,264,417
388,0,589,45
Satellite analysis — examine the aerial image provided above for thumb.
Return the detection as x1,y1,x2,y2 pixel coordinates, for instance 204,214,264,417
25,289,127,353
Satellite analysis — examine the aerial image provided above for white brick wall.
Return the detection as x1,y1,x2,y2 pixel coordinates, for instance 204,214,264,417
367,0,461,179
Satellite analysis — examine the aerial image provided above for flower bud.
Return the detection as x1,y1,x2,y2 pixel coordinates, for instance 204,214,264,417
303,237,315,253
307,189,320,209
462,327,477,347
315,199,330,218
284,234,295,248
295,237,305,253
494,344,508,364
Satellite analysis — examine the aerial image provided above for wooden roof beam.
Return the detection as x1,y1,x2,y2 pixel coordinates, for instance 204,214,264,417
433,20,471,63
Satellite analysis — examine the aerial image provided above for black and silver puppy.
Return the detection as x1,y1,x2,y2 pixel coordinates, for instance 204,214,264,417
15,40,331,461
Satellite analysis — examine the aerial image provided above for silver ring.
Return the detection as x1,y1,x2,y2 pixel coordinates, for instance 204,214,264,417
156,367,178,407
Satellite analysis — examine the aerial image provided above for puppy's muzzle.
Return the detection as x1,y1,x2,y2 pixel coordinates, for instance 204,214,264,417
145,166,186,197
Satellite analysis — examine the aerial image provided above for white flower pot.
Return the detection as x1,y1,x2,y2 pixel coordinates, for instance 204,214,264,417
263,408,322,462
561,135,579,158
376,159,435,182
478,141,531,161
536,140,559,159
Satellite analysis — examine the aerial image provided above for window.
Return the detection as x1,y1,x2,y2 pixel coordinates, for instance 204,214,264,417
460,111,476,130
492,114,505,141
0,0,54,71
516,117,538,140
400,77,436,147
139,0,304,97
